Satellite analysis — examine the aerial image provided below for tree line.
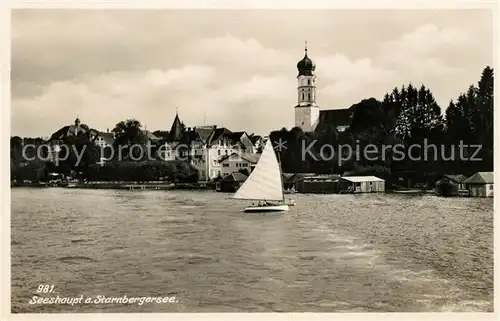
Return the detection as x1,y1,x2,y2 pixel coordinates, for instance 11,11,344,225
270,66,493,187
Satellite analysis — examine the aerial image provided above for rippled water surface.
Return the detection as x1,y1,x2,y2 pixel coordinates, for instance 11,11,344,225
11,188,493,312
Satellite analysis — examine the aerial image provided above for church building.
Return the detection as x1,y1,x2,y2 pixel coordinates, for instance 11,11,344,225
294,44,353,133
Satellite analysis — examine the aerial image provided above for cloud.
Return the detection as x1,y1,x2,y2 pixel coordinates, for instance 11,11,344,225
372,22,488,104
376,23,476,72
380,24,473,57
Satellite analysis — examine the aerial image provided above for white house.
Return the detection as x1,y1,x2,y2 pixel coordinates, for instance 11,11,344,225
464,172,494,197
218,152,260,177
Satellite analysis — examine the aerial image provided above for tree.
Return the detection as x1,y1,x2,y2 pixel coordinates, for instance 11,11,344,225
477,66,494,151
15,160,48,182
393,84,444,143
112,119,142,143
10,136,24,173
443,66,494,173
51,133,100,175
111,119,148,160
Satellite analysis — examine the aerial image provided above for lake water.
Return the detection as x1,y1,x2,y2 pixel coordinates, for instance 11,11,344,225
10,188,493,312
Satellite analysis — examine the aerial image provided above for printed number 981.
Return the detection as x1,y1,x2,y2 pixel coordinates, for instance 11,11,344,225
37,285,55,293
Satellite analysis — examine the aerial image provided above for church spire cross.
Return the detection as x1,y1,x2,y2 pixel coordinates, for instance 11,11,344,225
305,40,308,54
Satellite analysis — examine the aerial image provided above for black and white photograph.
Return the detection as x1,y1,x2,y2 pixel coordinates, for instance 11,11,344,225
4,1,497,318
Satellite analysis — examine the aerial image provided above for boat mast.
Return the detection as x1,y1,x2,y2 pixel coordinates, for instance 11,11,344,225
275,142,285,202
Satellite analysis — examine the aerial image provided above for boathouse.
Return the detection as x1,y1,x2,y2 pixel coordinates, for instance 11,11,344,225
435,174,467,196
338,176,385,193
295,174,341,193
216,172,248,193
463,172,493,197
285,173,316,191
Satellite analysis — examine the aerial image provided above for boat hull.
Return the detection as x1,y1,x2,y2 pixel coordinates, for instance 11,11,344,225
244,204,289,213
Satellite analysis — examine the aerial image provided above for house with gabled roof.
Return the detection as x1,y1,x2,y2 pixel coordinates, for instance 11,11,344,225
218,152,260,177
48,117,112,164
464,172,493,197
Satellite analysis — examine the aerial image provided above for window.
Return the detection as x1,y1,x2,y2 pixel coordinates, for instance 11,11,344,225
223,164,229,167
307,79,310,85
302,93,304,100
308,93,311,100
225,150,228,155
242,163,248,167
218,150,221,156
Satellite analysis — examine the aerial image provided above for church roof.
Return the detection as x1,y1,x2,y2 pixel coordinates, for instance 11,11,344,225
314,108,353,133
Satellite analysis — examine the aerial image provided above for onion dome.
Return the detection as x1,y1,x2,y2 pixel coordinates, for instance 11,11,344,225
297,43,316,76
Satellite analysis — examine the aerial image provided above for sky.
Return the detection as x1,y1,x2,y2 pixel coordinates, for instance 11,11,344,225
11,9,494,138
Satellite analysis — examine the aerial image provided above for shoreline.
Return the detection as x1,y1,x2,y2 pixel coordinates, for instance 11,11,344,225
12,182,473,197
11,182,433,193
11,182,215,191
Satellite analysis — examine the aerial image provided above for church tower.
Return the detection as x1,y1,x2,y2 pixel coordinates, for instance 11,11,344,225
294,42,320,132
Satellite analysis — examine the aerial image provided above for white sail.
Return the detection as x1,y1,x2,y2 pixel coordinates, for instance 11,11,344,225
233,139,284,201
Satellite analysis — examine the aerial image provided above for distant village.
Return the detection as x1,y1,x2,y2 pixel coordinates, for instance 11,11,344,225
11,46,494,198
47,114,265,182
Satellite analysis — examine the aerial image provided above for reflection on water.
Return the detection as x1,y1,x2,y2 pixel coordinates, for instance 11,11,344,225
11,188,493,312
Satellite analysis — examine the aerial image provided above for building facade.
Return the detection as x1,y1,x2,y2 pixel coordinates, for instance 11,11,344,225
218,153,260,177
160,115,261,181
464,172,494,197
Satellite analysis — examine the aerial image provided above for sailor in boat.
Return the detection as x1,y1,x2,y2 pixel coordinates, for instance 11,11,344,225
254,200,271,207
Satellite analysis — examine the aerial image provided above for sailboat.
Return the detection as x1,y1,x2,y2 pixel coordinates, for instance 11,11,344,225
233,139,290,212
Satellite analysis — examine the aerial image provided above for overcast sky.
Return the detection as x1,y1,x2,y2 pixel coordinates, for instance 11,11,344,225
11,9,493,137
